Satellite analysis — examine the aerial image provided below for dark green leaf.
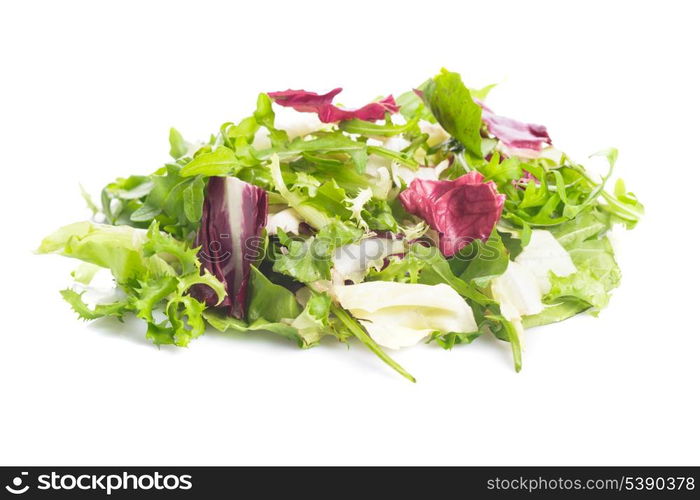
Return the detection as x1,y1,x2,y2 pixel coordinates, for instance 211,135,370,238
421,69,483,162
247,266,301,322
451,231,509,287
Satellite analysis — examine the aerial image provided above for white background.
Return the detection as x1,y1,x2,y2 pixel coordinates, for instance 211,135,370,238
1,0,698,466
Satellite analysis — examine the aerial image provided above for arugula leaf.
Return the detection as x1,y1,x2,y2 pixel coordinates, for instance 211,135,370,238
339,117,419,137
331,304,416,383
600,177,645,229
498,148,643,236
411,244,494,306
553,149,616,219
366,145,419,168
519,179,550,209
144,165,207,239
498,230,525,259
288,149,371,194
180,146,239,177
425,295,522,372
101,175,154,226
267,133,368,173
367,241,493,307
182,176,205,223
253,92,289,147
484,314,523,372
480,155,522,188
99,162,207,241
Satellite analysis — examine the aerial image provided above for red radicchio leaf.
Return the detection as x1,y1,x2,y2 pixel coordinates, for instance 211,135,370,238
399,172,505,257
267,88,399,123
267,88,342,113
479,102,552,151
191,177,268,319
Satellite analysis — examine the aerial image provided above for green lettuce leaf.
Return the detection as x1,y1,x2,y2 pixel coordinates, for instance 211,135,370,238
203,310,305,347
396,83,436,123
247,266,301,323
290,291,333,347
269,154,338,229
545,267,609,311
271,220,361,284
527,210,623,321
272,230,330,283
38,221,225,347
549,210,610,249
429,330,481,349
205,290,338,349
548,236,620,309
522,299,590,328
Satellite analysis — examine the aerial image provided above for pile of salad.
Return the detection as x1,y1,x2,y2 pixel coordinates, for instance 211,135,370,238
39,69,643,381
